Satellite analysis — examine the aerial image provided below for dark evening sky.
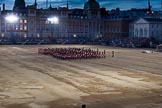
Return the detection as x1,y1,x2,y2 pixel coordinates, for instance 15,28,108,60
1,0,162,10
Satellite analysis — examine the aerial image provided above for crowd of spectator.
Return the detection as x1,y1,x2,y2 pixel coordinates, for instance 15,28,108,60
0,36,156,48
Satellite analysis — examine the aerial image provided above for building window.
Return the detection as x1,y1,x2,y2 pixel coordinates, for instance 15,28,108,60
24,25,27,30
20,20,23,23
140,28,143,37
24,20,27,23
135,28,138,37
157,31,159,36
144,28,147,37
37,33,40,38
1,33,4,37
152,24,154,28
46,20,49,24
20,25,23,30
24,33,27,38
16,25,19,30
30,10,35,14
152,31,154,36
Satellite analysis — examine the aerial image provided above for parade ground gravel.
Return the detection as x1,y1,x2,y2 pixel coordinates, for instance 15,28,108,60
0,45,162,108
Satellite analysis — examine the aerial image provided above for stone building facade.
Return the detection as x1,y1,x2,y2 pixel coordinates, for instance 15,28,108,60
0,0,159,44
133,18,162,42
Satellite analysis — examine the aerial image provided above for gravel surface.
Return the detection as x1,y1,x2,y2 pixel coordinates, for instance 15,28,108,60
0,45,162,108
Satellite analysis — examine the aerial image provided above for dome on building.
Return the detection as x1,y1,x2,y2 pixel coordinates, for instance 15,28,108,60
84,0,100,9
13,0,26,10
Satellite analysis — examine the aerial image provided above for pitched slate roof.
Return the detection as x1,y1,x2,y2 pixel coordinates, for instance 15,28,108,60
143,18,162,22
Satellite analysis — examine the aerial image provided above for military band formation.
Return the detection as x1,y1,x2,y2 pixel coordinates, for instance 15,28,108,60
38,47,106,60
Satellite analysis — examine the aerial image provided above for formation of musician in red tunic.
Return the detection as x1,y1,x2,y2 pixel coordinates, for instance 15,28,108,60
38,47,106,60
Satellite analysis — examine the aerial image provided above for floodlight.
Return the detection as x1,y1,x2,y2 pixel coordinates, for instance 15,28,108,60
74,34,77,38
5,15,19,23
47,16,59,24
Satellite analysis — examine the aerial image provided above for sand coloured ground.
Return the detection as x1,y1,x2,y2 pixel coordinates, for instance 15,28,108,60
0,45,162,108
